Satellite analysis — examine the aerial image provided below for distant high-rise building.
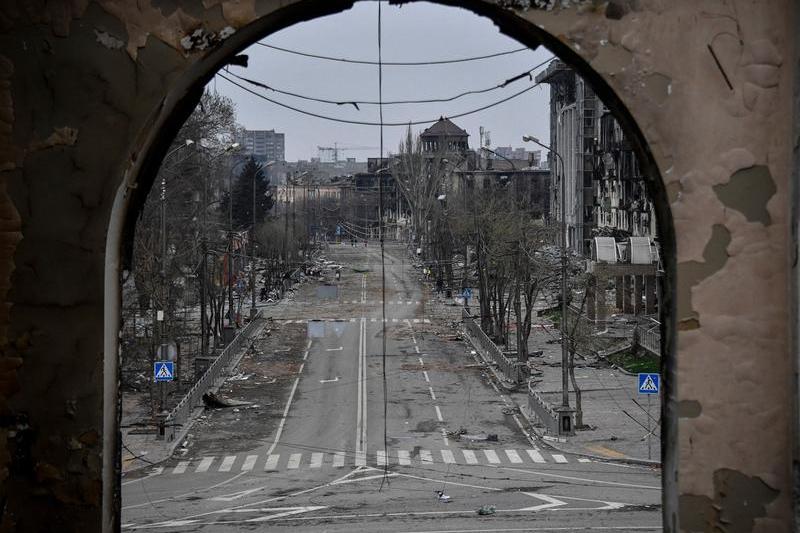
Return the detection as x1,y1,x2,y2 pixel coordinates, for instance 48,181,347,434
237,129,285,162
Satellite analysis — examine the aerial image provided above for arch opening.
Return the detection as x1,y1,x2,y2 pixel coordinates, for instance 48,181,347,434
107,2,676,531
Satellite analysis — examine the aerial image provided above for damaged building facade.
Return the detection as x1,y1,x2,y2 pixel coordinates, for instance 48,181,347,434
0,1,797,532
538,59,660,322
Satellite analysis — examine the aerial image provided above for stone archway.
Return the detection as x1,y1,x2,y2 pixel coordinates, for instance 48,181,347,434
0,1,794,531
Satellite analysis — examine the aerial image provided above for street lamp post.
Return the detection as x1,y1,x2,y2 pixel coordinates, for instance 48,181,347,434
523,136,572,429
158,139,194,410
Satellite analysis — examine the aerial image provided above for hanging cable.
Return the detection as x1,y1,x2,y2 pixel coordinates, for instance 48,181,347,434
376,0,390,491
255,41,529,66
224,56,555,108
217,71,547,127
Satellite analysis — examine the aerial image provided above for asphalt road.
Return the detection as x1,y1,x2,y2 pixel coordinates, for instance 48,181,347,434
122,243,662,532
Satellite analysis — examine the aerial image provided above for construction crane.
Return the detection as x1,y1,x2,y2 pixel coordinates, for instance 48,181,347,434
317,143,379,163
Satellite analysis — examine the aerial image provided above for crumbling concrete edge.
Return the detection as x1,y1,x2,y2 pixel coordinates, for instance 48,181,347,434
460,324,662,468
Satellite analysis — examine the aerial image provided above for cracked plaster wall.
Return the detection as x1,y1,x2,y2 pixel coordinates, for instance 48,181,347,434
0,0,795,531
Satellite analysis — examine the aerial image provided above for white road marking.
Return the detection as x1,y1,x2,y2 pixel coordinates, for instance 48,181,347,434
265,342,310,456
552,454,568,463
371,318,376,322
441,427,450,446
219,455,236,472
241,455,257,471
423,319,431,323
398,450,411,465
297,362,305,374
413,318,420,323
420,450,433,463
578,457,592,463
484,450,501,464
496,465,661,490
172,462,188,474
419,357,425,366
434,405,443,422
423,370,430,382
264,455,279,471
441,449,455,464
355,450,366,466
526,449,546,463
414,345,420,353
428,387,436,400
505,449,523,463
310,453,323,468
333,452,345,468
196,457,214,473
462,450,478,464
325,347,343,352
287,453,302,469
319,376,339,383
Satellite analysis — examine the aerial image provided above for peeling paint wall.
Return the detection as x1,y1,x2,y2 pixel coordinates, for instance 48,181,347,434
0,0,795,531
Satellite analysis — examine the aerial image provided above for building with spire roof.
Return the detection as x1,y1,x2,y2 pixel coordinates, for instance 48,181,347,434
420,116,470,158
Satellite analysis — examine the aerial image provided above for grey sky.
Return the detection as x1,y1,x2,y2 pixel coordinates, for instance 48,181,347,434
212,0,553,162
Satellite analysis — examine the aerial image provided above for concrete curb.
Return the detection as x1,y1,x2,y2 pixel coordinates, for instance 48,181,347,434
460,325,662,469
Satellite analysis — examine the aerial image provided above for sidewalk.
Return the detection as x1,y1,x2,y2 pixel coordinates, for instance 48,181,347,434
120,297,293,474
425,287,661,465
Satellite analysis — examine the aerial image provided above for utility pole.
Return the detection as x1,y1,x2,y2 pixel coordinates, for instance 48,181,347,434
199,165,208,359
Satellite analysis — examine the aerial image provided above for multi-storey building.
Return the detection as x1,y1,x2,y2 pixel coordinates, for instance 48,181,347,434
535,60,599,256
236,129,285,163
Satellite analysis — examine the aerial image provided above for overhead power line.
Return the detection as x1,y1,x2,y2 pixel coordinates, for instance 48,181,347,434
216,71,548,127
255,41,529,66
224,55,555,109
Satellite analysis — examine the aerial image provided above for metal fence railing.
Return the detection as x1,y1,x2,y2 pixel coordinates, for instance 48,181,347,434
461,309,526,384
635,324,661,357
162,311,263,441
528,381,560,435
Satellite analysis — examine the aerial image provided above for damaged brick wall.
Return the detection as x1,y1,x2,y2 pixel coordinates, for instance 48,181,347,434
0,0,795,531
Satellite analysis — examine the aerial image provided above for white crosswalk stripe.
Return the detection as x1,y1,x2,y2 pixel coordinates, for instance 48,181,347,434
264,454,279,471
219,455,236,472
462,450,478,464
484,450,501,464
163,448,573,475
287,453,302,469
505,449,523,463
310,453,323,468
333,452,345,467
578,457,591,463
196,457,214,473
526,449,546,463
241,455,258,471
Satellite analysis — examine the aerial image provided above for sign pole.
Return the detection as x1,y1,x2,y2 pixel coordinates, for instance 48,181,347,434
647,393,651,460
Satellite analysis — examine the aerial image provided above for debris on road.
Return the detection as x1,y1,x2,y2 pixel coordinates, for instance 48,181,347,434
435,490,451,503
202,392,252,409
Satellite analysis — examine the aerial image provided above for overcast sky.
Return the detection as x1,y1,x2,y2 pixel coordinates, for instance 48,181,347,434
211,0,553,162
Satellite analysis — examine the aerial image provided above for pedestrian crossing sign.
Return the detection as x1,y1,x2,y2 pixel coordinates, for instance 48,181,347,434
154,361,174,382
637,373,659,394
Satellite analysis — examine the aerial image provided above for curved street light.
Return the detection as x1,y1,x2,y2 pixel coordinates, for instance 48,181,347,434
523,135,571,414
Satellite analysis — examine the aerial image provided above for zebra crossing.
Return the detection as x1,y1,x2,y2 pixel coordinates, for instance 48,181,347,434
160,449,591,475
280,318,431,324
293,300,422,306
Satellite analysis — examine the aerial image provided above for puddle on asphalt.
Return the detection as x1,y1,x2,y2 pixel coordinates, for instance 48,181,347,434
316,285,339,300
307,319,352,338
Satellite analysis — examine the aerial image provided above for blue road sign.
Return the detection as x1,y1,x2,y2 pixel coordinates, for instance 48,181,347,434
637,373,660,394
462,287,473,299
154,361,174,382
